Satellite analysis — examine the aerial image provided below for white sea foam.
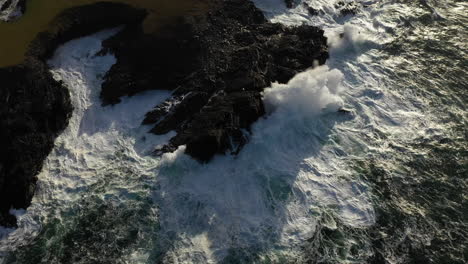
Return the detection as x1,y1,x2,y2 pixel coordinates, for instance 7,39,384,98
263,66,344,115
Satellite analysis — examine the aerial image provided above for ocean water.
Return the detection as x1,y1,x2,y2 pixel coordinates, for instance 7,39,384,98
1,0,467,263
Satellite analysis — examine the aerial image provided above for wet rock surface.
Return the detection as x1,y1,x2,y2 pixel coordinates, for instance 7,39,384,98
27,2,146,61
0,59,72,227
101,0,328,162
0,2,146,226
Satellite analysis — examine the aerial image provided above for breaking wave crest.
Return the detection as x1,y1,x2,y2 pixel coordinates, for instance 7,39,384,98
263,66,345,115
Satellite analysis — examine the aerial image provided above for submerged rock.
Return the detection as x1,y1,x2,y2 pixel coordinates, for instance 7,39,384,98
101,0,328,162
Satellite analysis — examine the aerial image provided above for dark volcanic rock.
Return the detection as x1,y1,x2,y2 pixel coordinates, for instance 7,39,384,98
18,0,25,13
101,0,328,162
0,2,146,226
0,59,72,227
98,17,203,105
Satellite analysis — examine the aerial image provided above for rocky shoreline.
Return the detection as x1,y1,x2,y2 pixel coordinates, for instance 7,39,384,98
101,0,328,161
0,2,147,227
0,0,328,226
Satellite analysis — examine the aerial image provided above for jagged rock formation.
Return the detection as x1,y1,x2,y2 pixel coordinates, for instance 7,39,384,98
0,2,145,227
101,0,328,162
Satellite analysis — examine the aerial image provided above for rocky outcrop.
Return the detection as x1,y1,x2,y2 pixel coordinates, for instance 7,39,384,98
303,3,321,16
101,0,328,162
0,2,146,227
0,59,71,227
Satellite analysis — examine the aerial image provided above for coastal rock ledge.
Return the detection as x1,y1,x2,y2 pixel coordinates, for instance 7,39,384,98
0,0,327,226
101,0,328,161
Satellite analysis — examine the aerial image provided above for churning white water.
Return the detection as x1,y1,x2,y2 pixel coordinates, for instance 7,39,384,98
0,0,22,21
3,0,464,263
152,64,375,261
